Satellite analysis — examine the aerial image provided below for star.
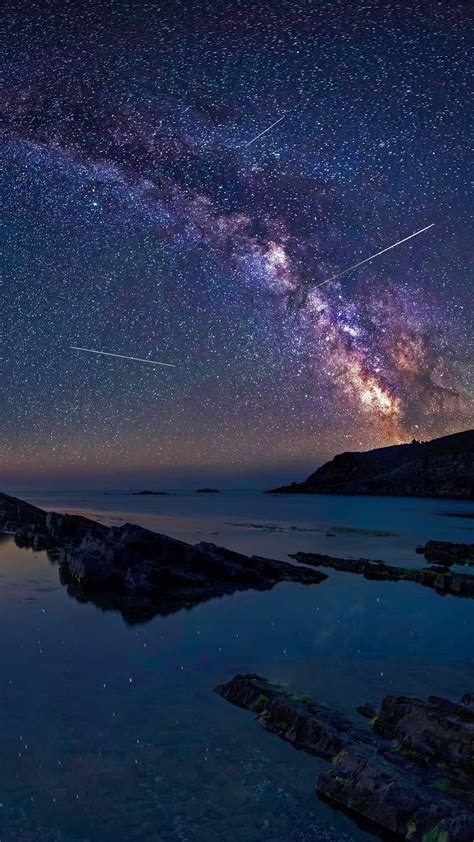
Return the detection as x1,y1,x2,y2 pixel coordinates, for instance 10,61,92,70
0,0,471,488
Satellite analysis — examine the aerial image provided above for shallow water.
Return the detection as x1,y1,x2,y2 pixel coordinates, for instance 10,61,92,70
0,491,473,841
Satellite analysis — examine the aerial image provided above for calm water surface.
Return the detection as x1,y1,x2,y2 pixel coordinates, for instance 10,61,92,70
0,491,473,841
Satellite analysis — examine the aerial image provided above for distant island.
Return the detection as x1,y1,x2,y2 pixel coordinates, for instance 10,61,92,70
133,490,170,496
268,429,474,499
195,488,220,493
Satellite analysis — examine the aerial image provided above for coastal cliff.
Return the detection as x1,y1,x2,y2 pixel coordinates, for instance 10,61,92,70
269,429,474,498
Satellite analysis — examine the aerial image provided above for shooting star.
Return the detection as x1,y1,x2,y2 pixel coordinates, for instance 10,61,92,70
70,347,175,367
245,114,285,147
314,223,434,290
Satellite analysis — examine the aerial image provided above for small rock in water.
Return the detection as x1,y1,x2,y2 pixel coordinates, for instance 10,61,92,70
356,702,377,719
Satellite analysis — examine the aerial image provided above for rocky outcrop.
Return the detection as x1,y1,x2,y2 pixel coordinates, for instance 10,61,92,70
0,491,47,531
195,488,220,493
0,492,326,624
268,429,474,498
416,540,474,565
215,673,375,758
215,674,474,841
290,550,474,597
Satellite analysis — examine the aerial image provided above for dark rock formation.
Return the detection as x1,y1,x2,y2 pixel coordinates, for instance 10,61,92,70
215,674,474,841
268,429,474,498
0,492,326,624
0,490,47,531
215,673,375,758
195,487,220,493
356,702,377,719
416,540,474,565
290,551,474,598
373,693,474,776
318,747,474,842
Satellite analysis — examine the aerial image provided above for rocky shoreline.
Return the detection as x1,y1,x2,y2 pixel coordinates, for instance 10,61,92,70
290,549,474,598
2,492,473,623
0,492,326,624
2,490,474,838
215,674,474,841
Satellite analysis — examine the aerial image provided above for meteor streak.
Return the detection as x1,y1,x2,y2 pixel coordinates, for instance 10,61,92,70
244,115,285,147
314,223,434,289
70,347,175,367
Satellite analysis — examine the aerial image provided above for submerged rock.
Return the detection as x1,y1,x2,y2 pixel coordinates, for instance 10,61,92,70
290,551,474,598
0,492,326,624
215,674,474,841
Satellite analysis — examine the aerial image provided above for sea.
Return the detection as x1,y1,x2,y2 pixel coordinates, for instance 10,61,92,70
0,490,472,841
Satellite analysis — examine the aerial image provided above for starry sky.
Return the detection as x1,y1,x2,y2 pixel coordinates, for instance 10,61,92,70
1,0,472,489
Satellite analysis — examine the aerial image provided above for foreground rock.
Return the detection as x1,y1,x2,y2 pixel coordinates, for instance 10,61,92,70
290,550,474,598
0,492,326,624
215,674,474,841
416,539,474,565
268,428,474,498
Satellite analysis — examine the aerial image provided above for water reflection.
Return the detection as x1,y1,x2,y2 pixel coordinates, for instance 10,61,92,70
0,492,472,842
58,565,287,625
9,525,326,626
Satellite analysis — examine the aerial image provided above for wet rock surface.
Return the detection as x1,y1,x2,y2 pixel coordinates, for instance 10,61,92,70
215,674,377,759
215,674,474,841
0,492,326,624
290,550,474,598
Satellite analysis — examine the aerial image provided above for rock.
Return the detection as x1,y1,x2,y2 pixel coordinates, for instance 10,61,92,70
318,746,474,841
195,488,221,493
214,674,376,759
416,540,474,565
268,429,474,499
356,703,377,719
0,492,327,624
461,693,474,710
0,491,47,532
374,694,474,777
290,551,474,598
215,674,474,841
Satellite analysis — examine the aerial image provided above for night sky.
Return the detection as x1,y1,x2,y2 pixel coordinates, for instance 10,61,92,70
1,0,472,488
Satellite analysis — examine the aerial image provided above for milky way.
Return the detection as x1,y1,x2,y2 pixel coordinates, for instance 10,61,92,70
1,0,471,485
